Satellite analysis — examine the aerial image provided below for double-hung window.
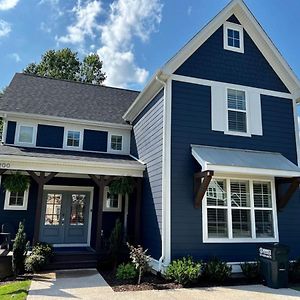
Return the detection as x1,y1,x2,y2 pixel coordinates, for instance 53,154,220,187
227,89,247,133
4,189,29,210
204,177,278,242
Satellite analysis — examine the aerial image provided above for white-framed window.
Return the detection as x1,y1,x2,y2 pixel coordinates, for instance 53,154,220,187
16,123,36,146
64,129,82,149
111,135,123,151
203,177,278,243
223,22,244,53
227,88,247,133
103,186,122,212
4,189,29,210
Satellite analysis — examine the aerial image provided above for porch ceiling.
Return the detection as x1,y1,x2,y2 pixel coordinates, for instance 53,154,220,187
0,145,145,177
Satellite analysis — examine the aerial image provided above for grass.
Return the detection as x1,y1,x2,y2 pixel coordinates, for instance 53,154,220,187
0,280,31,300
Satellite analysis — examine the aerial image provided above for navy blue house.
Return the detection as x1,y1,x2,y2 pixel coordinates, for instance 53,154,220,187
1,0,300,273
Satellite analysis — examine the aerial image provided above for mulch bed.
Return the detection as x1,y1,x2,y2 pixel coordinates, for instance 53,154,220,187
101,270,182,292
100,270,264,292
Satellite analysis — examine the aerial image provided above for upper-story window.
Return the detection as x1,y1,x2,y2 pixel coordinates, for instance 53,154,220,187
16,124,36,146
223,22,244,53
227,89,247,133
111,135,123,151
64,129,82,149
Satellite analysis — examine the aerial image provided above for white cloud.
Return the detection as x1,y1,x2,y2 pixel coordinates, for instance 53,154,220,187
9,53,21,62
40,22,52,33
57,0,101,44
0,19,11,37
187,5,192,16
0,0,19,10
97,0,163,88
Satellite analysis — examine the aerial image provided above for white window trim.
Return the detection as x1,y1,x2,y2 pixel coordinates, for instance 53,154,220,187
223,22,244,54
107,133,124,153
15,123,37,147
63,128,83,150
202,175,279,243
4,188,29,210
102,186,122,212
224,87,251,137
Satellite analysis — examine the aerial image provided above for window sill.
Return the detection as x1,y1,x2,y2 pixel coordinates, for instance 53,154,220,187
224,130,252,137
103,208,122,212
203,237,279,244
4,206,27,211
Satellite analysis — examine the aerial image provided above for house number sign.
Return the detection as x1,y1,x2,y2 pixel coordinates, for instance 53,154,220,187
259,247,272,259
0,163,10,169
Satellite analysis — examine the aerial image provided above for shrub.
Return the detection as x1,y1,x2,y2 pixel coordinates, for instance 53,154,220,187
32,242,53,263
165,256,202,286
127,243,151,285
289,259,300,282
25,254,46,273
240,261,260,280
204,258,232,283
116,263,137,280
12,222,29,275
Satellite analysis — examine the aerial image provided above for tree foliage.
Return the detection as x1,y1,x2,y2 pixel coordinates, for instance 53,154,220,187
23,48,106,85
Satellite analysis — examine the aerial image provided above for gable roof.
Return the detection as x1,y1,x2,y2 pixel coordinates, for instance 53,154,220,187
1,73,140,125
123,0,300,122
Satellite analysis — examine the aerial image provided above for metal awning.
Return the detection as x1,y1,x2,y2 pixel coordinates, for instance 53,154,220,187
192,145,300,177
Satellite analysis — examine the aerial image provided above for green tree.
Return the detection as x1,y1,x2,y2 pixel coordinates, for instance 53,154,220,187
23,48,106,84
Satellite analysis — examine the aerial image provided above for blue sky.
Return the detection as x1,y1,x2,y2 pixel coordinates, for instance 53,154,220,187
0,0,300,92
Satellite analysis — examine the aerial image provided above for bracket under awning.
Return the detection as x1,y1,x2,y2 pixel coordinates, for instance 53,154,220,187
194,170,214,208
276,177,300,209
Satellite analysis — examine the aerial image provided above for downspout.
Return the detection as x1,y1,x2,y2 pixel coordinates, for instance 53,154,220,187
155,74,167,272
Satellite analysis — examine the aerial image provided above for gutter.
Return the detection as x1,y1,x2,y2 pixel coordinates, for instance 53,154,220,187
155,74,168,272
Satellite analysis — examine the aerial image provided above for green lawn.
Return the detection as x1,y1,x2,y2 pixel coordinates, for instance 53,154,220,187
0,280,31,300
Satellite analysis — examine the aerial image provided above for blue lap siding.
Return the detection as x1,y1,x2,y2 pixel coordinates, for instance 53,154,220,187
131,90,164,260
36,124,64,148
170,80,299,261
175,25,289,93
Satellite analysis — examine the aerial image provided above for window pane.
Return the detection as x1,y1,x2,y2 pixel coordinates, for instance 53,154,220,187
70,194,85,225
228,29,234,38
253,182,272,208
111,135,122,150
228,110,247,132
45,194,62,225
67,131,80,147
207,179,227,206
207,208,228,238
232,209,251,238
9,191,24,206
19,126,34,143
255,210,274,237
228,89,246,110
107,192,119,208
231,180,250,207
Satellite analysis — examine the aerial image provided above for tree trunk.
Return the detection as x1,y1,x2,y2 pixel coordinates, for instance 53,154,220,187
138,268,142,285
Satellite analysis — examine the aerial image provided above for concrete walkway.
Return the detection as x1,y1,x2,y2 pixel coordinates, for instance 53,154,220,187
27,269,300,300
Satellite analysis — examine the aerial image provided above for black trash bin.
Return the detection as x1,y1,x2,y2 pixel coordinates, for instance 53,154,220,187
259,243,289,289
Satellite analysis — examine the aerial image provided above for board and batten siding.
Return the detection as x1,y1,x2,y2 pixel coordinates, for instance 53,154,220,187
170,79,299,262
131,89,164,260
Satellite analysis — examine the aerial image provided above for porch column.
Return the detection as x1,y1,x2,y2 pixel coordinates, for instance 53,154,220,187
89,175,105,252
27,171,57,244
134,178,142,244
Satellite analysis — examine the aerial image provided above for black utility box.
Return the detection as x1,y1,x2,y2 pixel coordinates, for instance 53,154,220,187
259,243,289,289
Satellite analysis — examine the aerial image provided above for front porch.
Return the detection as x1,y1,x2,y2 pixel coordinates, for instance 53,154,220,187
0,145,145,258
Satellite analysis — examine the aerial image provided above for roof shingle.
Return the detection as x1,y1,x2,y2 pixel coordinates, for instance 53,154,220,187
0,73,140,124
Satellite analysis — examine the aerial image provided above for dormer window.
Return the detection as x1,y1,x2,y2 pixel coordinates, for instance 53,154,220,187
224,22,244,53
16,123,36,146
64,129,83,150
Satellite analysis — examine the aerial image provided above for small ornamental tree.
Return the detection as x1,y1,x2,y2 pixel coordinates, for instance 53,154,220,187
127,243,151,285
12,221,29,275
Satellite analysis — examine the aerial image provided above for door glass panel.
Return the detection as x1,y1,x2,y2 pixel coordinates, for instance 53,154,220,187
45,194,62,225
70,194,86,225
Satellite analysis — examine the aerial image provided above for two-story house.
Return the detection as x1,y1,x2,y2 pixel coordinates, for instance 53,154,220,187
1,0,300,272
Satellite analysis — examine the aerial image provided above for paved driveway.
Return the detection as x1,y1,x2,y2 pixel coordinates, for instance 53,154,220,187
27,269,300,300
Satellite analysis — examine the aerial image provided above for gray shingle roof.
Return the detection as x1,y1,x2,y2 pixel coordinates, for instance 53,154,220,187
0,145,143,167
0,73,140,124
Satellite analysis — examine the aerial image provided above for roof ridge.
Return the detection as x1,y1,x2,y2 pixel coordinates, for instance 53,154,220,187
16,73,140,93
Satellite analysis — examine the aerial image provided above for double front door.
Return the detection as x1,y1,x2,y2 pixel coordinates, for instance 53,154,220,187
40,189,91,245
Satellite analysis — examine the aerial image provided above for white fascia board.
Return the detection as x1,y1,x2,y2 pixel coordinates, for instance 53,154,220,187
208,164,300,178
0,111,132,130
0,155,145,177
122,70,166,122
162,0,300,94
